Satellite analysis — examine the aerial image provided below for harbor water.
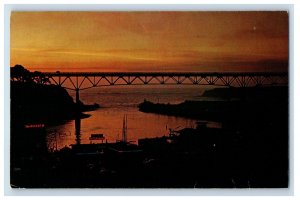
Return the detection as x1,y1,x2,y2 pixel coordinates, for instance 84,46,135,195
45,85,221,150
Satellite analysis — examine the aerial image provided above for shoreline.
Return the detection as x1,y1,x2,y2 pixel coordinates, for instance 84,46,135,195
138,86,288,121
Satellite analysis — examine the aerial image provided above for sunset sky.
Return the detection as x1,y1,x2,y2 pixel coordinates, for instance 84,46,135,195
10,11,288,72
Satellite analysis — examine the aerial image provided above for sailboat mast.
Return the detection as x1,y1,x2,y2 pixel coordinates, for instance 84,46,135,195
125,114,127,142
122,115,125,142
122,114,128,143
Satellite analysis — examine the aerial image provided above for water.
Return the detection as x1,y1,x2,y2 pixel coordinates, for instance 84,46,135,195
46,85,220,151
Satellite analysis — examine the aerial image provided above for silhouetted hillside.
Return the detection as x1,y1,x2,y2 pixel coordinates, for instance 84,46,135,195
11,81,93,124
138,86,288,121
202,86,288,101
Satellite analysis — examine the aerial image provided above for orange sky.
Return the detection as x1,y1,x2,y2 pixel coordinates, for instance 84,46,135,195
10,11,289,72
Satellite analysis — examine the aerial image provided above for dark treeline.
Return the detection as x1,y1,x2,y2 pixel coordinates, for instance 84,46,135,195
11,64,50,84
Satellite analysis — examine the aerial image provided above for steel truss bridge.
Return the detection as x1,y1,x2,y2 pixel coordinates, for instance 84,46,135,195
14,72,288,104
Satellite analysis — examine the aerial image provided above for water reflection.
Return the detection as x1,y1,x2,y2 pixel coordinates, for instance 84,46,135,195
46,110,200,150
75,117,81,145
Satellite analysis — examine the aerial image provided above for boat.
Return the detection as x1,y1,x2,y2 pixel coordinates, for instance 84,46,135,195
89,133,105,141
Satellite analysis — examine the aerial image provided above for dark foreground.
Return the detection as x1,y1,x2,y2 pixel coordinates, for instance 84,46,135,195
10,86,289,188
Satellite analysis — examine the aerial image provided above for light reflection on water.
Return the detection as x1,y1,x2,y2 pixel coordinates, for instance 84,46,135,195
46,85,221,150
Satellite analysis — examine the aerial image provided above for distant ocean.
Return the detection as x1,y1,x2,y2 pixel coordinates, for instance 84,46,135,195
45,85,220,150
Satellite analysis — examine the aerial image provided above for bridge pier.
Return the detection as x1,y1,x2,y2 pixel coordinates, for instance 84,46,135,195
75,88,80,105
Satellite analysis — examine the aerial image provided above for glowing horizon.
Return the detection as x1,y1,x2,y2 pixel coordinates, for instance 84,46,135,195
10,11,289,72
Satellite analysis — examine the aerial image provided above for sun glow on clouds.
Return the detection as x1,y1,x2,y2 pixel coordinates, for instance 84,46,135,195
10,11,288,72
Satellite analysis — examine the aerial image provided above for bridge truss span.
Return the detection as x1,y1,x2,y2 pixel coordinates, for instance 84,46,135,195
37,72,288,91
11,71,287,104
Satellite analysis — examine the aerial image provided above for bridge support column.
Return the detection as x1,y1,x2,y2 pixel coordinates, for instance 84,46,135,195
75,88,80,105
75,89,81,145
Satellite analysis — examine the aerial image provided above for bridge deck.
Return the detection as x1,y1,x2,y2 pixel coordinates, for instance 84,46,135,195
42,71,288,77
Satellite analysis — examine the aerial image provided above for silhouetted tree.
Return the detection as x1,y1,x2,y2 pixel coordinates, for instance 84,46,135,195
32,71,50,84
11,65,50,84
11,65,32,82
